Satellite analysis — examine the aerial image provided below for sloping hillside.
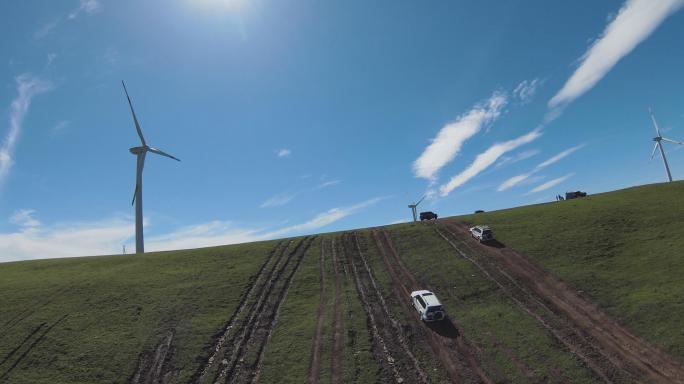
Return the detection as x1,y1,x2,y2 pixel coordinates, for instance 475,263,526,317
0,182,682,383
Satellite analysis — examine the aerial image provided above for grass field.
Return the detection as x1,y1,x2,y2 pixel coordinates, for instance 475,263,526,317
460,181,684,360
0,181,682,383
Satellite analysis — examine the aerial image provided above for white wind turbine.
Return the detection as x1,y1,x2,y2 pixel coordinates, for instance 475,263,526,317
408,195,426,222
649,108,683,182
123,81,180,253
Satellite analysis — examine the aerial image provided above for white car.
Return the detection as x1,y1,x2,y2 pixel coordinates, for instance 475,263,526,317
410,290,445,322
470,225,493,243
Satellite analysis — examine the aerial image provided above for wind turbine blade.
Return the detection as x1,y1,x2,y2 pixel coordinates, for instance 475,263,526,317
415,195,426,206
122,81,147,146
148,147,180,161
651,143,659,159
649,107,662,137
661,137,683,145
131,184,138,206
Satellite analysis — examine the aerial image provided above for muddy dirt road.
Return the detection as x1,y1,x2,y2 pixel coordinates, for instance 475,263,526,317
436,220,684,384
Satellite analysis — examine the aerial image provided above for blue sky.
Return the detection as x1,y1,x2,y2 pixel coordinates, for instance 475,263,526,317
1,0,684,262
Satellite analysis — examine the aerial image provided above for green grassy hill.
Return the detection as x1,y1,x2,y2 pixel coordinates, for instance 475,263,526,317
0,181,682,383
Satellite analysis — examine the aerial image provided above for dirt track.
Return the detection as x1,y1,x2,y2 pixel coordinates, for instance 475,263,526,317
308,239,328,384
436,220,684,384
370,229,492,384
191,237,314,384
341,232,427,384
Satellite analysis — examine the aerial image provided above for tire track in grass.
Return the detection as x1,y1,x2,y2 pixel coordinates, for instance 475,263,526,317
342,232,429,384
0,323,46,367
330,237,345,384
219,236,315,383
443,220,684,384
434,222,620,383
250,237,317,384
371,229,490,384
333,237,364,383
308,238,329,384
0,286,70,339
191,241,289,384
0,314,68,382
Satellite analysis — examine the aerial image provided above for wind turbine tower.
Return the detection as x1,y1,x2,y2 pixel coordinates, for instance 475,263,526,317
122,81,180,253
649,108,683,182
408,195,426,222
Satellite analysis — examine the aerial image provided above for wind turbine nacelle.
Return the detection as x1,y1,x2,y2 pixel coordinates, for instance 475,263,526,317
129,146,147,155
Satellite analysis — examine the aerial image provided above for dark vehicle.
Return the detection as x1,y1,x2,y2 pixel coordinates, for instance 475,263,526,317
420,211,438,221
565,191,587,200
474,210,485,213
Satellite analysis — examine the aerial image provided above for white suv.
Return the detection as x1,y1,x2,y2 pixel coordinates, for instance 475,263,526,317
410,290,445,322
470,225,493,243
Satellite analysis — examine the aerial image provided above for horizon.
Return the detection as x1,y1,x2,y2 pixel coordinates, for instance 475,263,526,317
1,0,684,262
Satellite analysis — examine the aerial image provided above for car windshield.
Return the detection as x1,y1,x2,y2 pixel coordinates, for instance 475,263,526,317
427,305,443,312
483,230,492,236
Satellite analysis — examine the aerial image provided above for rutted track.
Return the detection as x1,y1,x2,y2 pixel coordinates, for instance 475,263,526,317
308,239,329,384
329,238,345,384
216,236,315,383
193,241,290,384
341,232,429,384
370,229,492,384
436,220,684,384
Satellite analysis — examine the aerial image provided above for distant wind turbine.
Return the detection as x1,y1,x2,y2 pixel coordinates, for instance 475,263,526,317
122,81,180,253
649,108,682,182
408,195,425,222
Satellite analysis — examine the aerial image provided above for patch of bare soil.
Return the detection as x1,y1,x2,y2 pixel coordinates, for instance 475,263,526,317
438,220,684,383
371,229,492,384
341,232,429,384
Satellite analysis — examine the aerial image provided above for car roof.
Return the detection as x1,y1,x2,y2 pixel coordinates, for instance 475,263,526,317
474,225,490,230
410,290,442,306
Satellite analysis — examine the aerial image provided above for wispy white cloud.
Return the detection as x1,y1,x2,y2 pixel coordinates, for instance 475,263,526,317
10,209,41,228
264,196,389,238
527,173,575,194
549,0,684,108
538,144,585,168
315,180,341,189
513,78,542,104
146,221,263,252
439,128,543,196
0,75,53,186
261,179,342,208
495,149,540,169
259,191,298,208
46,53,57,66
0,215,133,263
413,91,507,180
52,120,70,135
34,19,60,39
0,196,387,262
276,148,291,158
498,144,585,191
34,1,102,39
68,0,102,19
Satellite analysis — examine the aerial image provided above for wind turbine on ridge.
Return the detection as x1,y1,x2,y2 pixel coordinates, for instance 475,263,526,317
408,195,426,222
649,108,683,182
123,81,180,254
